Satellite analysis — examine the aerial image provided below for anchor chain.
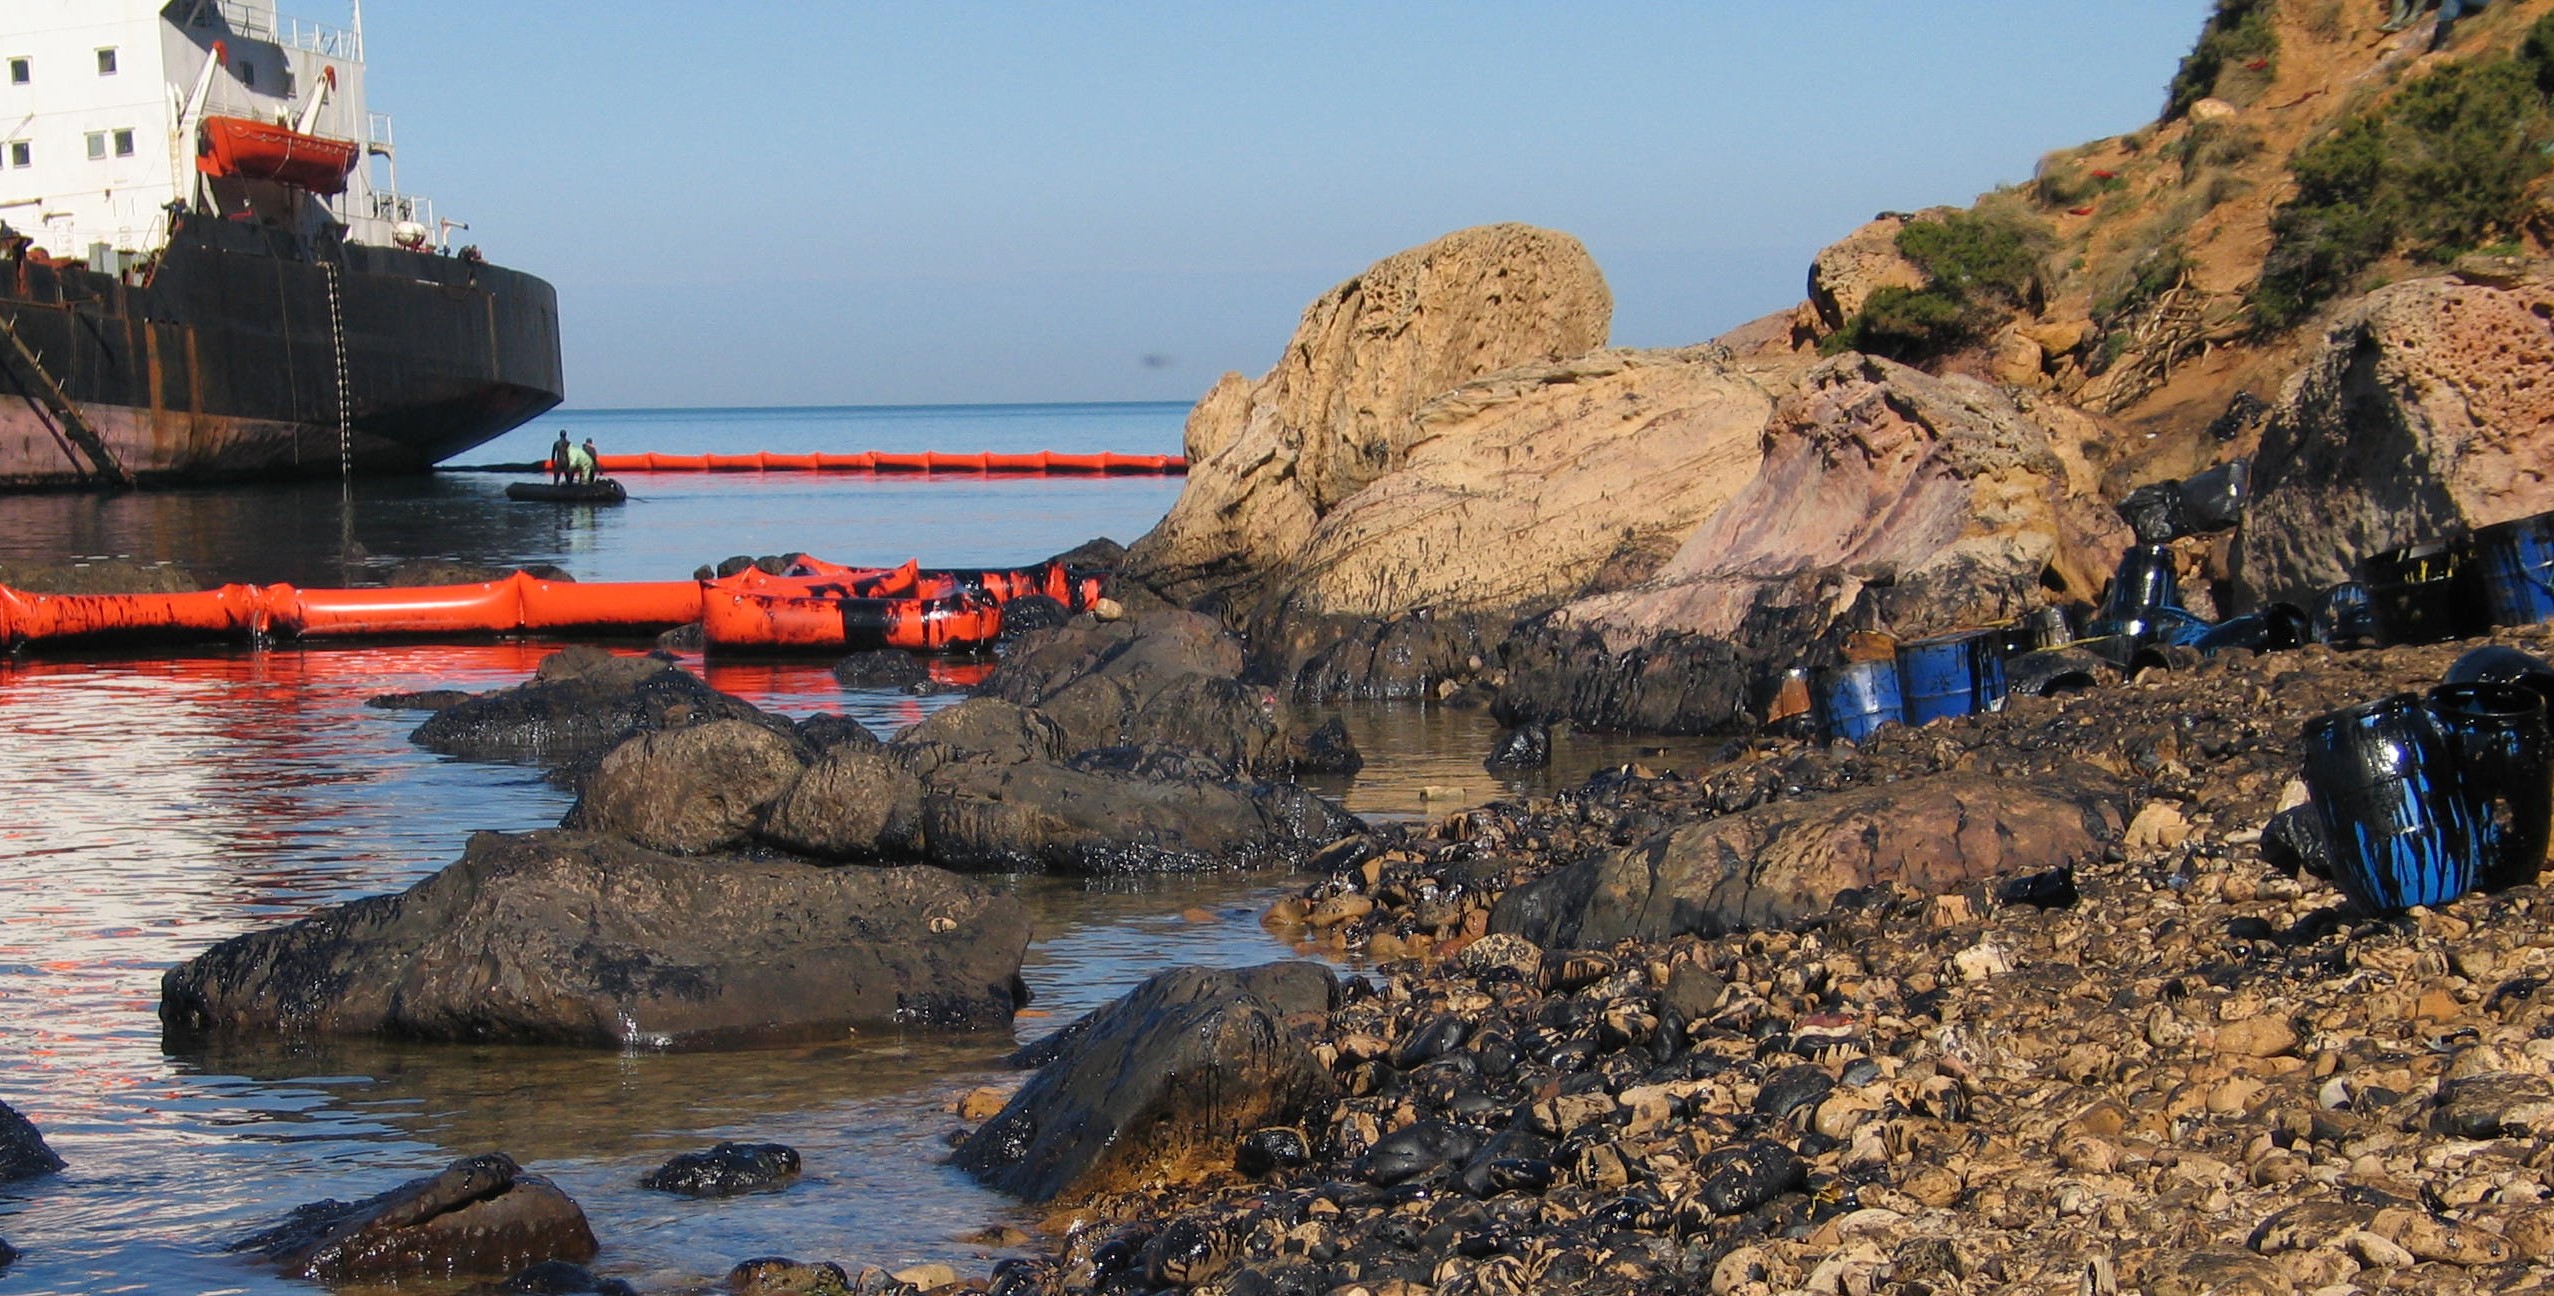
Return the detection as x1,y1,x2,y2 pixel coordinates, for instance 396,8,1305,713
322,260,351,479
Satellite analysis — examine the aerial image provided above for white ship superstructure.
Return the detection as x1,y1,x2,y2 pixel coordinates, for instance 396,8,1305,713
0,0,441,266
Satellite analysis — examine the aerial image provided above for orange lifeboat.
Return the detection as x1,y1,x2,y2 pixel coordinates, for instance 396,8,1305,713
197,116,359,195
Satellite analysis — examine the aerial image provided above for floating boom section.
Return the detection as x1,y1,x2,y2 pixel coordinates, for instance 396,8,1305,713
0,559,1103,654
700,588,1004,654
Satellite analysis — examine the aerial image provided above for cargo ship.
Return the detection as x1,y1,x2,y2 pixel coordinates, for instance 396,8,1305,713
0,0,562,488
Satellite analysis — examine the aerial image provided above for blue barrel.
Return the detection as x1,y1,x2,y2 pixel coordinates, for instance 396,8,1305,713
1896,629,2008,724
2477,511,2554,628
1816,659,1905,743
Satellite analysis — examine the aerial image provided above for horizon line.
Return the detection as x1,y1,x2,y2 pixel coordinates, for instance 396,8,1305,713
549,398,1196,417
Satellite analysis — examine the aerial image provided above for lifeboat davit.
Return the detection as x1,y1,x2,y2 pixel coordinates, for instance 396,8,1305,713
197,115,359,194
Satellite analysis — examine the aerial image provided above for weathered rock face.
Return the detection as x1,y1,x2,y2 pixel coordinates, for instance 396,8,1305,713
411,649,787,768
2236,272,2554,607
0,1099,62,1182
161,830,1028,1048
1500,354,2128,732
980,612,1299,775
956,963,1338,1203
231,1153,596,1283
920,754,1359,874
1257,349,1773,623
885,697,1068,779
563,718,808,855
1492,767,2127,943
1804,212,1933,335
1231,348,1781,700
1126,224,1613,611
757,745,924,861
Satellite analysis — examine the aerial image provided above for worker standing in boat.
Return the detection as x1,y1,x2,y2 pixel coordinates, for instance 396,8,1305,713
549,430,573,484
579,437,602,485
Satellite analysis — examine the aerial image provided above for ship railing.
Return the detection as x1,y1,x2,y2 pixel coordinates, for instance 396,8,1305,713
199,2,365,64
360,190,440,247
366,112,394,157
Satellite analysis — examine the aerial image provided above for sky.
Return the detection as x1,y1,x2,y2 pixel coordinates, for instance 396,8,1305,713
351,2,2221,409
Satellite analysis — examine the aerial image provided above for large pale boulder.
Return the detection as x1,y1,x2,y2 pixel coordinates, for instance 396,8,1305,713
1258,348,1774,621
2236,272,2554,606
1126,224,1612,609
1498,353,2127,732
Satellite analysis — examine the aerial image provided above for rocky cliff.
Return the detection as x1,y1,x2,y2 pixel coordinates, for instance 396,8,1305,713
1125,0,2554,733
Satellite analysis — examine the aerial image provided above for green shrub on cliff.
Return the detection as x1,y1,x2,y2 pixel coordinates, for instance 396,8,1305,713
1825,207,2049,363
2166,0,2277,121
2254,18,2554,329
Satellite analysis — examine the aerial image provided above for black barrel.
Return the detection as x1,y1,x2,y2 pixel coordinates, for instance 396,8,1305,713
2426,681,2552,893
2310,581,2383,647
2301,693,2482,913
2444,645,2554,710
2358,538,2490,646
2093,544,2184,643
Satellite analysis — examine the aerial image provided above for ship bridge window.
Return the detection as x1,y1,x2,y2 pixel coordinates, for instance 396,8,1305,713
85,132,104,160
8,58,27,85
96,48,116,76
113,129,133,157
237,60,254,89
7,141,26,168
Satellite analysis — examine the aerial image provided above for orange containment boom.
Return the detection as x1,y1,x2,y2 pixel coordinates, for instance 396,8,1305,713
701,588,1004,654
0,555,1102,655
557,450,1187,476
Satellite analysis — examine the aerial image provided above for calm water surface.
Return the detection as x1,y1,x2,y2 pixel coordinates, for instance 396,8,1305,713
0,405,1711,1293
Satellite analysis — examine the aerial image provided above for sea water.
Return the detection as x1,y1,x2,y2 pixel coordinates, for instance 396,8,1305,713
0,403,1707,1293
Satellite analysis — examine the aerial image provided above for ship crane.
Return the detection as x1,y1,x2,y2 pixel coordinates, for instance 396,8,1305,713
294,66,338,136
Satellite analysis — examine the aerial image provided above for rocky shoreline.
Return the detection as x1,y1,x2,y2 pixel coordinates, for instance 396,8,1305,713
931,623,2554,1296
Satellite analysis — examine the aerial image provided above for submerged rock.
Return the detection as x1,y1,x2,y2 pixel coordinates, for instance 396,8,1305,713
161,830,1028,1048
639,1142,801,1197
468,1260,636,1295
956,963,1338,1203
919,757,1358,874
412,648,789,768
0,1099,63,1182
231,1153,596,1284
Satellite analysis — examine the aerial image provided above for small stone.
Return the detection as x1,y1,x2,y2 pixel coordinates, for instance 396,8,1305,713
1090,598,1125,621
1306,893,1374,929
956,1088,1007,1123
892,1262,958,1290
2215,1016,2299,1059
2126,802,2191,851
1952,940,2011,983
1236,1126,1312,1177
2434,1073,2554,1139
1459,932,1543,982
1695,1141,1804,1215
